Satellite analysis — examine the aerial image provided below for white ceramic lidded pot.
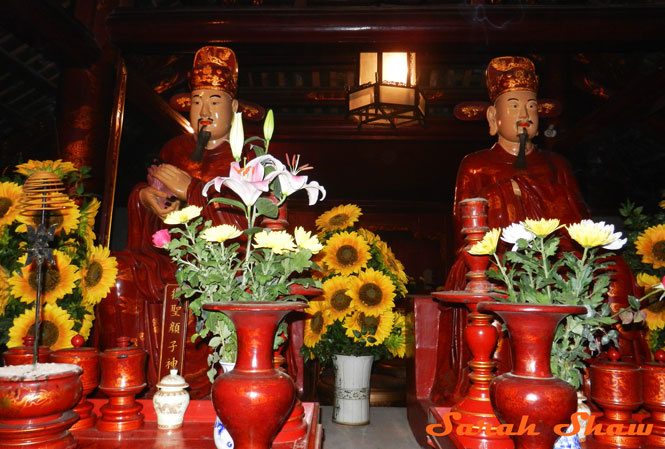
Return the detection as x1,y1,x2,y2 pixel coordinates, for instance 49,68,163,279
153,369,190,429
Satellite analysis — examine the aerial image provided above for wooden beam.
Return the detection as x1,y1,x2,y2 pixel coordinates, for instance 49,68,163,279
126,68,192,137
107,5,665,51
554,66,665,153
0,0,101,67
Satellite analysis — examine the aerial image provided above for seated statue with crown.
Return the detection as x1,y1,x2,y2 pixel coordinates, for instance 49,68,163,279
97,47,247,398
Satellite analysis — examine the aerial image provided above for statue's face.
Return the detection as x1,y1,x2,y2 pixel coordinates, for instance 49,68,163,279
491,90,539,142
190,89,236,142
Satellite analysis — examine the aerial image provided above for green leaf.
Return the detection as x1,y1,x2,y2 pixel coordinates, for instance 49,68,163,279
209,197,247,213
254,197,279,218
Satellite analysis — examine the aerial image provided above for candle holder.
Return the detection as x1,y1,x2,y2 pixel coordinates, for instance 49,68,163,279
97,336,147,432
50,335,100,430
589,348,643,448
431,198,513,449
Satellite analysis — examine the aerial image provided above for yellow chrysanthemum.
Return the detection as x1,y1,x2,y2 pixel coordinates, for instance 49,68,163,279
303,298,331,349
294,227,323,254
375,240,408,284
81,245,118,307
566,220,624,250
7,303,77,350
636,224,665,269
78,198,100,246
523,218,562,237
357,228,378,245
253,230,296,254
468,228,501,256
0,181,23,226
322,275,356,321
201,224,242,243
15,159,77,178
16,196,80,235
348,268,395,317
343,309,394,346
315,204,362,232
164,205,202,225
636,273,662,289
9,250,80,304
0,267,10,316
323,231,371,276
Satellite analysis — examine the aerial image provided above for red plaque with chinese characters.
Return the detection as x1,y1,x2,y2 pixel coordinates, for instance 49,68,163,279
158,284,188,380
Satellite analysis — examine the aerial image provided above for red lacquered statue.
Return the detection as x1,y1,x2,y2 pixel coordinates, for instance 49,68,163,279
96,47,246,398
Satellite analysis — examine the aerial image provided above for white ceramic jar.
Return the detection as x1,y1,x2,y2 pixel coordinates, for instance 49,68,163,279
153,369,190,429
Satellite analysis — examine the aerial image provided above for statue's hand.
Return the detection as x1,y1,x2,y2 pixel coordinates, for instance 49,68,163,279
139,186,179,220
152,164,192,201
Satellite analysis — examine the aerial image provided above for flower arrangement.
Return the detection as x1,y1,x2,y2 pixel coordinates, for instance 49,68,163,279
619,199,665,351
301,204,411,366
154,111,326,380
468,218,664,388
0,160,118,351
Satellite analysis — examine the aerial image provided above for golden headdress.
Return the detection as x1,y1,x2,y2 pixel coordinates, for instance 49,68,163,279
188,46,238,97
485,56,539,103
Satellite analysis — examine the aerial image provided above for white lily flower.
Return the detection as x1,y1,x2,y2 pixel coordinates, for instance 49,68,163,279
229,112,244,161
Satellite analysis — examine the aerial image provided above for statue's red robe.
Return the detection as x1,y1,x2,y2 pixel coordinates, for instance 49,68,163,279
97,135,245,398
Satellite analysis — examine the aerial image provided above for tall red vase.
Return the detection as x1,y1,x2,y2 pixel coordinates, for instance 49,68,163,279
203,301,306,449
477,302,586,449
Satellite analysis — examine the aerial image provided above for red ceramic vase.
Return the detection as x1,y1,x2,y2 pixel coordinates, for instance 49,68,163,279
477,302,586,449
203,301,306,449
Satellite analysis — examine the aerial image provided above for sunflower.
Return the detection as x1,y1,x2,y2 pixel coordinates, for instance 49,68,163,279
315,204,362,232
384,312,406,358
78,197,100,246
0,267,10,315
303,298,331,349
9,250,80,305
0,181,23,227
81,245,118,307
7,303,77,350
323,231,371,276
322,275,356,321
348,268,395,317
469,228,501,256
636,224,665,269
645,301,665,331
16,196,81,235
637,273,662,289
357,228,378,245
343,309,394,346
375,240,408,284
15,159,77,178
77,311,95,340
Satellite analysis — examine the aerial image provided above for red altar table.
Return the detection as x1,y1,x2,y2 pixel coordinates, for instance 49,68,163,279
74,399,321,449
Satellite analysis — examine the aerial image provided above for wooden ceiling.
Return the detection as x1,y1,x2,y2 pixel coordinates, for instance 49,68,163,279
1,1,665,229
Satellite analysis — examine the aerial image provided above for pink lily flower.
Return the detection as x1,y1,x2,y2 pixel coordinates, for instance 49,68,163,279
203,155,286,206
277,154,327,205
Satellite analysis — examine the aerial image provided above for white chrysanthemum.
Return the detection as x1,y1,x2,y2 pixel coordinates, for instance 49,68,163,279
501,222,536,251
294,227,323,254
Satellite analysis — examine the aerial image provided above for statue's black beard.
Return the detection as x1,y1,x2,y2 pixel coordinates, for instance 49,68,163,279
190,127,211,162
514,128,528,170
